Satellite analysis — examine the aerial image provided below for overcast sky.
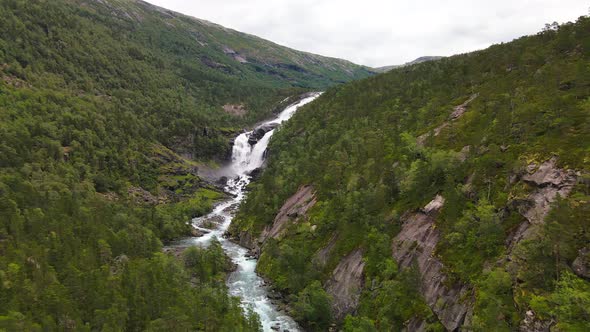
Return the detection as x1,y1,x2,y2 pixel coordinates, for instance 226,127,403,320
145,0,588,67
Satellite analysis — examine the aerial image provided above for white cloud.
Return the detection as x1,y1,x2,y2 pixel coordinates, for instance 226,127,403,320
144,0,589,67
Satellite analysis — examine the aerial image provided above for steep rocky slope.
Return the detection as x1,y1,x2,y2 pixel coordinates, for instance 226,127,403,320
232,16,590,331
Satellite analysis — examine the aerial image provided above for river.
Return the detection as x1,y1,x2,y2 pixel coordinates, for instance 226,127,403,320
169,93,320,331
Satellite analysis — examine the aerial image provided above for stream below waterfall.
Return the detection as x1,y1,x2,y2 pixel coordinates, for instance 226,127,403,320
168,93,320,331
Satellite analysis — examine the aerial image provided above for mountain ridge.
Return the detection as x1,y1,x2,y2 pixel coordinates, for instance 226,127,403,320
373,55,444,72
232,15,590,331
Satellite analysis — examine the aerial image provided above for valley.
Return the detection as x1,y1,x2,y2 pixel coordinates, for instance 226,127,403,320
0,1,588,331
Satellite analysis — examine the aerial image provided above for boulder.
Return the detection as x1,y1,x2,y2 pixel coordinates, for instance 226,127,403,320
247,167,263,180
572,248,589,280
248,123,278,145
216,176,228,186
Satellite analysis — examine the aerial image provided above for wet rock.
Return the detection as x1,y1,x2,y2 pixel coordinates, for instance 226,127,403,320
197,215,224,230
190,227,206,237
247,167,263,180
237,230,255,249
216,176,228,186
325,249,365,321
267,291,283,300
244,250,258,259
572,247,590,280
248,123,279,145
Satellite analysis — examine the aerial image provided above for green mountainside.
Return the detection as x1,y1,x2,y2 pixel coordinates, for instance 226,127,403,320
232,17,590,331
373,56,444,73
0,0,371,330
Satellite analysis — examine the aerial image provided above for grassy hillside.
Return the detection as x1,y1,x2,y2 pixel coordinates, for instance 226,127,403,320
232,16,590,331
0,0,371,329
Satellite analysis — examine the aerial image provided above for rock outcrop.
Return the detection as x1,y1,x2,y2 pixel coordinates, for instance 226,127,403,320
324,249,365,321
222,103,247,117
506,158,578,251
417,94,478,146
449,93,479,120
248,123,279,145
313,234,338,267
258,185,317,245
520,310,554,332
392,195,473,331
572,247,589,280
403,317,428,332
127,186,163,205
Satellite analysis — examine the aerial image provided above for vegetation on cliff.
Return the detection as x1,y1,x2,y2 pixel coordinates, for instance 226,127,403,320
233,16,590,330
0,0,369,329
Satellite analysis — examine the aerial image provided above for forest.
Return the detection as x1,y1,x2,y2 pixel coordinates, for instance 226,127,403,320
0,0,369,330
232,16,590,331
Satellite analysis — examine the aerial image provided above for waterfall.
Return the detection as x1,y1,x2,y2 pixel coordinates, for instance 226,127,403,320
169,92,321,331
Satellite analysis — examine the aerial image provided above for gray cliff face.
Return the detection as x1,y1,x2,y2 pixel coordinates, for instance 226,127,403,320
572,248,590,280
313,234,338,268
324,249,365,321
506,158,578,252
501,158,578,331
392,195,473,331
258,185,317,245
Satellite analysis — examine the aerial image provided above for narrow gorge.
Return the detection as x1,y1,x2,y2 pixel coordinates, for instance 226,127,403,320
169,93,321,331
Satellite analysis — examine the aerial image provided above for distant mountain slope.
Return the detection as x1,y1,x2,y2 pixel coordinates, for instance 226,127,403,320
84,0,373,89
0,0,371,329
232,16,590,331
373,56,443,72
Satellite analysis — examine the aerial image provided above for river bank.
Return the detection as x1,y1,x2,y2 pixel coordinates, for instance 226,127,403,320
165,93,321,331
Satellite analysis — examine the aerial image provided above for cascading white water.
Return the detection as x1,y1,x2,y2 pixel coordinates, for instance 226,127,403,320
170,93,320,331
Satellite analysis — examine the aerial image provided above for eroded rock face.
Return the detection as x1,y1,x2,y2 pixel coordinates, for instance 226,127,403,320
392,195,473,331
258,185,317,244
520,310,553,332
324,249,365,321
403,317,427,332
572,248,590,280
521,158,578,223
507,158,578,251
417,94,478,146
248,123,279,145
449,93,479,120
313,234,338,268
